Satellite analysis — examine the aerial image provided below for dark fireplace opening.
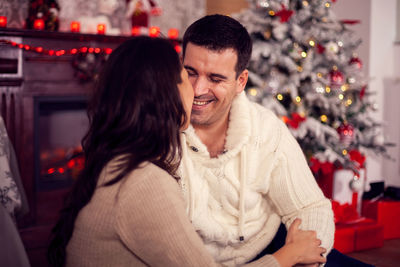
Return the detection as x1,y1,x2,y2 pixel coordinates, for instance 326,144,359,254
34,96,88,191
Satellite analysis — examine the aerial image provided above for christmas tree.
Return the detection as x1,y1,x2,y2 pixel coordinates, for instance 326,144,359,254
235,0,392,175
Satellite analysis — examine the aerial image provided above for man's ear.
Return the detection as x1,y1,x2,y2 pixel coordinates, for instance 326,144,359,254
236,69,249,94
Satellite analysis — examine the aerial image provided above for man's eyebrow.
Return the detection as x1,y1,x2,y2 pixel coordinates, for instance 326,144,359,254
184,65,197,73
210,73,228,80
184,66,228,80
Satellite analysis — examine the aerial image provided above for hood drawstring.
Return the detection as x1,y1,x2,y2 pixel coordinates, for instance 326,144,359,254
238,148,246,242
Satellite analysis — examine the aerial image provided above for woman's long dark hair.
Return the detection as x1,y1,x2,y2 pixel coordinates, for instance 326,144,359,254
47,36,187,266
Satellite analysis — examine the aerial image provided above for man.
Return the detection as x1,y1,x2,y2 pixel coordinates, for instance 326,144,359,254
177,14,335,266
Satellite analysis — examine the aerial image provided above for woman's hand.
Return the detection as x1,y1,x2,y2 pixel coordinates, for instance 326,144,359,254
273,218,326,267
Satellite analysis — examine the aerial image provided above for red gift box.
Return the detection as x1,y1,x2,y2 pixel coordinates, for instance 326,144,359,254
362,200,400,239
353,219,384,251
335,218,384,253
334,227,355,253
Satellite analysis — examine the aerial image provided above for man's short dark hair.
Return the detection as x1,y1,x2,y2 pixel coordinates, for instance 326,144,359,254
182,14,252,77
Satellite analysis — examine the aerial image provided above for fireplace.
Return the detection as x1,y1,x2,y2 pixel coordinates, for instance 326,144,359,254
1,27,129,266
34,96,88,191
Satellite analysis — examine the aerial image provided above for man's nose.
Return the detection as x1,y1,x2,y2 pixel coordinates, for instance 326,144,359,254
191,77,210,97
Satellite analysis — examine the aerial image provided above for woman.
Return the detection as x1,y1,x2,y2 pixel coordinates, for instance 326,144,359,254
48,36,325,267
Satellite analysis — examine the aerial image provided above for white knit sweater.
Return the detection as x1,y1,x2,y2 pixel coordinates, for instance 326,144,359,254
178,92,335,266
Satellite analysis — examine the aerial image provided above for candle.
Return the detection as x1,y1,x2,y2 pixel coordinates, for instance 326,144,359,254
97,24,106,35
0,16,7,28
70,21,80,33
33,19,45,30
149,26,160,37
131,26,140,36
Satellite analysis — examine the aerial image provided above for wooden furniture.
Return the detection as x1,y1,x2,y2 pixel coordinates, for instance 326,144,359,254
0,28,130,266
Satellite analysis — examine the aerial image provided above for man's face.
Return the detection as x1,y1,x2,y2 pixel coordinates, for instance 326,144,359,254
183,43,248,128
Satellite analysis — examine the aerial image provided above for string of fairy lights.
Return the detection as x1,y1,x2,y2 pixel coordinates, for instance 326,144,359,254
0,37,181,57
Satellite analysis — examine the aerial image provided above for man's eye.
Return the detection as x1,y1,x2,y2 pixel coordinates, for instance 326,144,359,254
187,72,196,77
210,78,222,83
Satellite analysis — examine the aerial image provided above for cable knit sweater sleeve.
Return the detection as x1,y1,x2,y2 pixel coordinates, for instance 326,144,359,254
266,120,335,255
116,164,279,267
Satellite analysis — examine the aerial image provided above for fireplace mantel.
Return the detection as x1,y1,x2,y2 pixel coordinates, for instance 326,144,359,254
0,28,132,42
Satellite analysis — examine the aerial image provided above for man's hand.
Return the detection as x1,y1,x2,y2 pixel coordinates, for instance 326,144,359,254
274,218,326,266
287,218,326,265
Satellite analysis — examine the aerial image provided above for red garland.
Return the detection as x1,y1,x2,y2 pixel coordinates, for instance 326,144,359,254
275,5,294,23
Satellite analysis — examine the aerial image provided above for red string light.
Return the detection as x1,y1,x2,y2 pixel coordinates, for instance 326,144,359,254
174,45,182,53
104,48,113,54
168,28,179,39
0,39,113,56
149,26,160,37
0,35,181,57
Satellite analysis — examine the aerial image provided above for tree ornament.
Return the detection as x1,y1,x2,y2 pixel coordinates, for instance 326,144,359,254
316,43,325,54
349,175,363,192
255,0,271,10
330,67,344,86
275,6,294,22
349,56,363,69
360,86,366,100
263,28,272,40
326,41,339,54
337,123,355,146
283,112,306,129
289,43,303,60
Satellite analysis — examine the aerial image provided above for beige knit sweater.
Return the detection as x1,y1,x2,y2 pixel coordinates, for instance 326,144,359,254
66,160,279,267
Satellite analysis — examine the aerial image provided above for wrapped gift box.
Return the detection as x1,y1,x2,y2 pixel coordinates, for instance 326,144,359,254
362,200,400,239
353,219,384,251
334,227,355,253
335,218,383,253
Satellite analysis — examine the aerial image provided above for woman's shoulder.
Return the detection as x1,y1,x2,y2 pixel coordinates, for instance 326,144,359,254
98,156,169,184
115,161,183,210
118,161,178,192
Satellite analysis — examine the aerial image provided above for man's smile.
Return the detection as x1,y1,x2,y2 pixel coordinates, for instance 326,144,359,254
193,100,213,106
